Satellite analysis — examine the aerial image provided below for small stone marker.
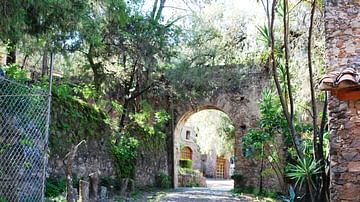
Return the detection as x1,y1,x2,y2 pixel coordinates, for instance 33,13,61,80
79,180,90,202
89,172,99,201
100,186,107,201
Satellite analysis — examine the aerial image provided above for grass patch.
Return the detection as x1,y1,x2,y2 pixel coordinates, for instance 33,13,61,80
231,186,278,201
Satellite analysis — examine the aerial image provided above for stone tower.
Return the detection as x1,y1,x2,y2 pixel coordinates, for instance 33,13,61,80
324,0,360,201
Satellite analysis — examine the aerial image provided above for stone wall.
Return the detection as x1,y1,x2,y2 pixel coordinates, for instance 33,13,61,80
172,68,282,191
48,138,115,180
325,0,360,201
179,124,202,171
47,95,116,180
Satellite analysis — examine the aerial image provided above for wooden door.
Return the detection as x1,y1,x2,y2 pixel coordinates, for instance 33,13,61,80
216,156,225,178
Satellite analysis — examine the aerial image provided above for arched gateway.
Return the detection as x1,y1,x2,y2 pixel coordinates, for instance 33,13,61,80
169,67,281,190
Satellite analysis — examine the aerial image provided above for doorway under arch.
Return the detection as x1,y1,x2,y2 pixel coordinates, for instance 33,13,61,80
173,106,235,188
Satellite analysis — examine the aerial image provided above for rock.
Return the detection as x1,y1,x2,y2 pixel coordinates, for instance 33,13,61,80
100,186,107,202
341,183,360,201
342,151,358,161
347,162,360,172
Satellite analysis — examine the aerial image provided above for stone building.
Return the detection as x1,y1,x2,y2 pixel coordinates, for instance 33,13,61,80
178,121,232,179
321,1,360,201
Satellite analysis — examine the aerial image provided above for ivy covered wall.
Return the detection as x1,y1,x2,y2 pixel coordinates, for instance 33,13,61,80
48,93,115,179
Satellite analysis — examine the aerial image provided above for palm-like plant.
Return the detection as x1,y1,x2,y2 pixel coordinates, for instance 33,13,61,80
286,157,322,202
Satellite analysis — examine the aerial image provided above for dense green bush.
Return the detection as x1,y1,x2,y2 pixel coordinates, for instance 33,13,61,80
99,176,122,190
112,135,139,179
155,172,172,189
45,177,66,198
179,159,192,169
231,173,244,187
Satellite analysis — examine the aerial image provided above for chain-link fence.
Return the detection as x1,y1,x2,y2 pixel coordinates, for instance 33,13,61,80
0,77,50,202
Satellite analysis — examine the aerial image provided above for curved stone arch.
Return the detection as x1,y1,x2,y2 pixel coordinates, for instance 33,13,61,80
173,105,236,187
171,71,278,189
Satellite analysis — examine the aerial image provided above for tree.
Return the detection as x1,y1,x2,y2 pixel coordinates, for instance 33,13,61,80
0,0,87,66
254,0,328,201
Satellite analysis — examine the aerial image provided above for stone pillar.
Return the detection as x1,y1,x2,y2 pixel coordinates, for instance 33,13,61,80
325,0,360,201
0,45,6,65
79,180,90,202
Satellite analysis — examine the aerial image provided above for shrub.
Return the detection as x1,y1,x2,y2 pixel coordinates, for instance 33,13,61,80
155,172,172,189
231,173,244,187
178,167,200,176
112,135,139,179
45,176,66,198
99,176,122,190
179,159,192,169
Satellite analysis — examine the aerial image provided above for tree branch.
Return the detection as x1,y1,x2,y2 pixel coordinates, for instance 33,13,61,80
269,0,303,159
283,0,294,121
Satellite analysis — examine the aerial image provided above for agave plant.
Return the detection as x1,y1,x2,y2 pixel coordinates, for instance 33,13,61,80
286,157,322,201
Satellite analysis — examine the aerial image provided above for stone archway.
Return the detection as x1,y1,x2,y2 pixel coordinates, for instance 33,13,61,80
170,70,281,190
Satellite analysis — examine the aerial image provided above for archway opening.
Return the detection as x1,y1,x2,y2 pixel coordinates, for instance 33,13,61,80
173,107,235,189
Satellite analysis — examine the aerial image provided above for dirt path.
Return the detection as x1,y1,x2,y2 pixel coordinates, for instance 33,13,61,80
156,187,254,202
155,179,273,202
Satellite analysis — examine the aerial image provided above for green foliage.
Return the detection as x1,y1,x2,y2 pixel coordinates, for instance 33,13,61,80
286,157,322,189
45,177,66,198
166,65,254,99
0,196,7,202
177,167,203,187
112,135,139,179
111,101,124,114
74,84,97,100
53,84,72,99
232,186,278,199
2,64,29,82
231,173,244,186
50,89,111,156
155,172,172,189
242,89,287,158
179,159,193,169
111,100,170,180
178,167,201,176
130,101,169,137
256,24,270,47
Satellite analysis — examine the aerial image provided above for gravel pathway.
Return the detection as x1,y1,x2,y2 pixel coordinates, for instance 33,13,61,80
157,187,255,202
156,179,273,202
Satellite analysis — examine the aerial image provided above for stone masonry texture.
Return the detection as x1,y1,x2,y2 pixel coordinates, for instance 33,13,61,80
172,68,283,191
325,0,360,201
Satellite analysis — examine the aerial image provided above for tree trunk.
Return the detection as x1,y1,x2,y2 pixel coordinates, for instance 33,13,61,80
89,172,99,202
63,140,86,202
6,42,16,65
86,45,104,92
318,94,329,201
42,48,49,77
259,150,264,194
283,0,294,120
269,0,303,159
308,0,318,161
120,178,129,196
